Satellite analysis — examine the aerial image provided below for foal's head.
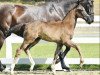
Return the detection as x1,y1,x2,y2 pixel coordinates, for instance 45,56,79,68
75,4,92,24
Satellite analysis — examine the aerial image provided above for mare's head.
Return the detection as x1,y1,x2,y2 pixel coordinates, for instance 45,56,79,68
0,4,13,36
80,0,94,23
0,4,13,50
51,0,94,23
75,3,93,24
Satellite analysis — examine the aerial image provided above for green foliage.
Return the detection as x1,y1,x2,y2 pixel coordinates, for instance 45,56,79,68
2,64,100,71
70,64,100,71
6,64,100,70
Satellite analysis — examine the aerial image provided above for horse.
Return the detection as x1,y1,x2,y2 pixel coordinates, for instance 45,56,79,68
0,0,94,71
7,2,92,74
55,0,94,66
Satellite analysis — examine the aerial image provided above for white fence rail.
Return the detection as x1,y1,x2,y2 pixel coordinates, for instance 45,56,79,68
1,16,100,70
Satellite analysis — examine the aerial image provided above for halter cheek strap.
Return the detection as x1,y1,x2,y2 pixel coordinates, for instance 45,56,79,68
77,0,81,5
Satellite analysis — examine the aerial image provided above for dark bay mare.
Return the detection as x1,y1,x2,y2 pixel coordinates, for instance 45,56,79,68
0,0,94,71
7,3,92,74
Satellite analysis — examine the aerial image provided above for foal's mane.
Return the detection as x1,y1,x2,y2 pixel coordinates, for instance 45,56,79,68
62,1,79,21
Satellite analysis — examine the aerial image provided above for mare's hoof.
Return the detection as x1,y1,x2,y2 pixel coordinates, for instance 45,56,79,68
52,70,56,75
62,67,71,72
63,68,71,72
0,68,4,72
0,66,5,72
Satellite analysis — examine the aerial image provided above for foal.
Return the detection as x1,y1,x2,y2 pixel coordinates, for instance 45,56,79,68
10,4,91,74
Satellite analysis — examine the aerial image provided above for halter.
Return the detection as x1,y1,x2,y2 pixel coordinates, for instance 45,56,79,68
87,0,94,15
79,0,94,15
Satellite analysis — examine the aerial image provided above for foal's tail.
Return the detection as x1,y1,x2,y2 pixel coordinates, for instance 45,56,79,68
6,23,26,37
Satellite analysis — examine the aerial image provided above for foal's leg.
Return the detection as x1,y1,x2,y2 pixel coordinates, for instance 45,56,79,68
10,48,22,74
51,43,63,74
10,40,33,74
64,40,84,68
24,38,41,71
24,50,35,71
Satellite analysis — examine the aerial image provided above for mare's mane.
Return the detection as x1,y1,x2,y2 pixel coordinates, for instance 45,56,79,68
0,4,14,14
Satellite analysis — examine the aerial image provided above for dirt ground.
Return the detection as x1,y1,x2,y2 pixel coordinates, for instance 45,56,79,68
0,71,100,75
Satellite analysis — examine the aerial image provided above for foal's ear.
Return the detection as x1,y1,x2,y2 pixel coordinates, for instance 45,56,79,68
77,5,83,10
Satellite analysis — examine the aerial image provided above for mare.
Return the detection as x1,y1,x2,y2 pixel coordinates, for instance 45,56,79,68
0,0,94,71
7,3,92,74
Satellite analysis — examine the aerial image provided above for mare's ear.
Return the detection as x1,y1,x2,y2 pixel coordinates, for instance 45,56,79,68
78,0,84,2
78,0,84,4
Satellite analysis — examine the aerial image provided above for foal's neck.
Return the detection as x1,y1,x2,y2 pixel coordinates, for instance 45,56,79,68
62,9,76,29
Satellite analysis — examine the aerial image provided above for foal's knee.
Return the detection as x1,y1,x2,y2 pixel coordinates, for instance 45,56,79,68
24,49,29,55
64,40,77,48
15,48,22,57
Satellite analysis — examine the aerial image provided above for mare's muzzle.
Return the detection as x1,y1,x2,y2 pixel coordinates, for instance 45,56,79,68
84,15,94,24
89,14,94,22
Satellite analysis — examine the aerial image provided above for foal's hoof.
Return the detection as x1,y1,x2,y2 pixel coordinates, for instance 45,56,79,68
29,69,33,72
3,69,10,73
80,59,84,68
10,71,14,75
80,61,84,69
52,70,56,75
63,68,71,72
80,64,84,69
51,65,56,75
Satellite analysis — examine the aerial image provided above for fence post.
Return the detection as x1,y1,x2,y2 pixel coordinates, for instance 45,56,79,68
5,36,12,71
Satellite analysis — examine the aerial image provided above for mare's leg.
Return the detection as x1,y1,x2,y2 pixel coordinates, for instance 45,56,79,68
56,46,70,63
24,38,41,71
58,46,71,71
0,31,5,71
10,40,33,74
51,43,63,74
64,40,84,68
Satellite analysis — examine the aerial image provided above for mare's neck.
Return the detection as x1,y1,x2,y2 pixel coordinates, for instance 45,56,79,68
49,0,78,20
